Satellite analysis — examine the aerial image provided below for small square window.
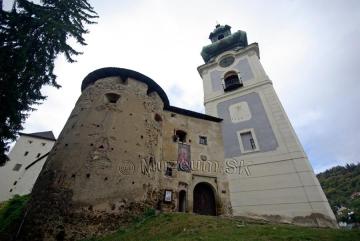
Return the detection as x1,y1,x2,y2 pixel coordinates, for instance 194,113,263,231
41,143,46,146
165,167,173,177
36,153,41,158
28,140,33,144
24,151,29,156
174,130,187,143
13,164,22,171
199,136,207,145
105,93,120,104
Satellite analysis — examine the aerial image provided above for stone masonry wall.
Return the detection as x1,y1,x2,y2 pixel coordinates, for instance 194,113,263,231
18,76,166,241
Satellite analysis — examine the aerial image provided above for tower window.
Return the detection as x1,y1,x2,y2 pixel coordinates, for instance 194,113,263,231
13,164,22,171
24,151,29,156
165,167,173,177
36,153,41,158
155,113,163,122
223,71,243,92
250,138,256,149
240,132,256,151
174,130,187,143
105,93,120,104
199,136,207,145
237,129,259,153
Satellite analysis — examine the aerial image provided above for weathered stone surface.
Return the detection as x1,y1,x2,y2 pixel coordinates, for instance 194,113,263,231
17,74,231,241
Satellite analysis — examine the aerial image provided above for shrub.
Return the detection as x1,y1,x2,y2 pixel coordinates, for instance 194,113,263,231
0,195,29,233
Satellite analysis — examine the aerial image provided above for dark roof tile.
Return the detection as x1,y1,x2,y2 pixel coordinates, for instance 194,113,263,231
19,131,56,141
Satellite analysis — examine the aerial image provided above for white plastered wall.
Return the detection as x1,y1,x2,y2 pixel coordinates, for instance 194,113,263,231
0,135,55,202
197,44,336,224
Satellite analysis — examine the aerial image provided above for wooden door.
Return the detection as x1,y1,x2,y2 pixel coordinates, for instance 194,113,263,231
193,183,216,216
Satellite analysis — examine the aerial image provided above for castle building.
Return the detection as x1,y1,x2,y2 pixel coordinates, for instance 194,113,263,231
18,25,336,241
0,131,56,202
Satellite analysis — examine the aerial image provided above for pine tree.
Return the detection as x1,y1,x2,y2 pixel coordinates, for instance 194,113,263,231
0,0,97,165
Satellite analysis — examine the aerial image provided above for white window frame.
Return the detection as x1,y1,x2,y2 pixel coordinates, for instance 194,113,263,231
237,128,260,154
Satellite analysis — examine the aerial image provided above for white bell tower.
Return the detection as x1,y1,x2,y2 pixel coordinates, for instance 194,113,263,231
197,24,337,227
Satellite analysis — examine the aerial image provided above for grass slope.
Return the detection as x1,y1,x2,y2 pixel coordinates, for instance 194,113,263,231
85,213,360,241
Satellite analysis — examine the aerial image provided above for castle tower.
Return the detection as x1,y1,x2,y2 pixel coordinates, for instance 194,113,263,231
18,69,168,240
197,24,337,227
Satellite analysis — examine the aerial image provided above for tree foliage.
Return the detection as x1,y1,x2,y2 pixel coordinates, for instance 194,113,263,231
317,162,360,222
0,0,97,165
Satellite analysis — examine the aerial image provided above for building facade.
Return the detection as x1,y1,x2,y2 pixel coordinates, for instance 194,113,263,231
0,131,56,202
198,24,336,227
17,25,336,241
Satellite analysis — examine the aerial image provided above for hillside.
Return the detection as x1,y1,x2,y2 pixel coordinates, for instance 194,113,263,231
83,213,360,241
2,163,360,240
317,163,360,221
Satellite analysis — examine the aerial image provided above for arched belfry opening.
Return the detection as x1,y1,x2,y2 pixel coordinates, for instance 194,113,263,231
223,71,243,92
178,190,186,212
193,182,216,216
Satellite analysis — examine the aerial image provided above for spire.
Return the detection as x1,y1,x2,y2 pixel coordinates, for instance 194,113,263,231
208,24,232,43
201,24,249,63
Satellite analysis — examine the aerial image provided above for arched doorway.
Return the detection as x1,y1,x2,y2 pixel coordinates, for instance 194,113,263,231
193,183,216,216
178,190,186,212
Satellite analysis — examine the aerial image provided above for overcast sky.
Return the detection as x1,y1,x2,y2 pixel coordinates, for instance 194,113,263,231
4,0,360,173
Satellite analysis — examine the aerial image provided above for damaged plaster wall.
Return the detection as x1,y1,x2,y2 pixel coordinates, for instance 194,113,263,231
17,73,232,241
18,76,166,241
161,111,232,215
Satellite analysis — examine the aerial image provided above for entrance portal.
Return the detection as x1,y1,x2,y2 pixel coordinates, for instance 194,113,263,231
178,190,186,212
193,183,216,216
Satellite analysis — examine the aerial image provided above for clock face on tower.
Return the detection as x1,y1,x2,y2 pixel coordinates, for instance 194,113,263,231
229,102,251,123
219,56,235,67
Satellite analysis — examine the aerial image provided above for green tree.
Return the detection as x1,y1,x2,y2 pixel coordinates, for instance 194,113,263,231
317,162,360,222
0,0,97,165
